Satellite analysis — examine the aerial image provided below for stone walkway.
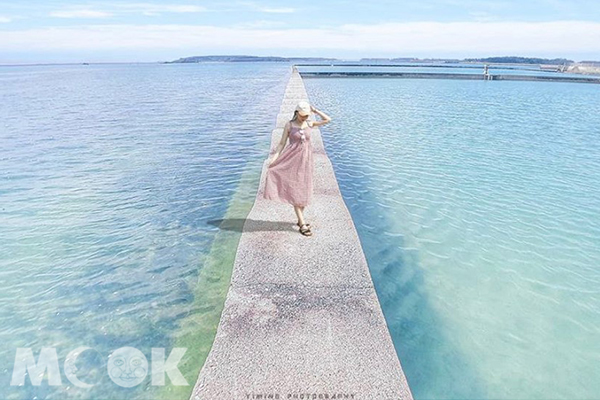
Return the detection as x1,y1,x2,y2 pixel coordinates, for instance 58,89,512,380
190,68,413,400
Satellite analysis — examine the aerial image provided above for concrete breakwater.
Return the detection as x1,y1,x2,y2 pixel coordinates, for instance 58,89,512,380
296,63,545,71
300,71,600,84
189,68,413,399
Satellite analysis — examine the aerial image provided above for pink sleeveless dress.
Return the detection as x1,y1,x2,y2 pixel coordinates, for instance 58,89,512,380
263,123,314,207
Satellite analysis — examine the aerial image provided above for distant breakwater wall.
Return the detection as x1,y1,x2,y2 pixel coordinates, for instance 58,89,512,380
296,63,545,71
300,71,600,84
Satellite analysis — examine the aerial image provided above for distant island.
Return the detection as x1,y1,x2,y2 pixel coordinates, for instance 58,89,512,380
168,55,337,63
464,56,574,65
167,55,600,75
359,56,577,65
169,55,590,65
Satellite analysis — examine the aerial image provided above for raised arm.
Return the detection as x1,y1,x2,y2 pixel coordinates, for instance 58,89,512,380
309,105,332,127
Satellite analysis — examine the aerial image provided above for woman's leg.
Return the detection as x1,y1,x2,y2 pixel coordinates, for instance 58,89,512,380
293,205,306,226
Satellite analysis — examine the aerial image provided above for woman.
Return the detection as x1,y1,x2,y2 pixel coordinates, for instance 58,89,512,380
263,101,332,236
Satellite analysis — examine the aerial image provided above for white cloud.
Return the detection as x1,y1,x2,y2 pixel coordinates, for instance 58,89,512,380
237,2,296,13
116,3,207,14
260,7,295,13
234,20,287,28
469,11,497,22
49,4,206,19
0,16,11,23
50,10,112,18
2,21,600,58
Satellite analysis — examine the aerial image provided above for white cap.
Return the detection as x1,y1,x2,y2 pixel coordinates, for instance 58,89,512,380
295,101,311,116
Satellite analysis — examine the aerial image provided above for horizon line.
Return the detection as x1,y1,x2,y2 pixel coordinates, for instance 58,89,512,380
1,54,596,67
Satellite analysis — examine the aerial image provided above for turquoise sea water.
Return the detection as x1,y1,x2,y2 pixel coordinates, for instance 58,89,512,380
0,63,289,399
2,63,599,400
304,78,600,399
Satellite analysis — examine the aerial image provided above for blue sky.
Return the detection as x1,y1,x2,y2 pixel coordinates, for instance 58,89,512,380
1,0,600,63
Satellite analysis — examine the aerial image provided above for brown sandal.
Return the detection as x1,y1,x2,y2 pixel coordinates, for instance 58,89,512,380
297,222,311,229
299,223,313,236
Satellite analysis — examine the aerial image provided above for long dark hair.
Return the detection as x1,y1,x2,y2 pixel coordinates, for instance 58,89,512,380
290,110,300,123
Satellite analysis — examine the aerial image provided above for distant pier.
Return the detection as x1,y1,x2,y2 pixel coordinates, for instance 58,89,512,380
299,71,600,84
296,63,547,72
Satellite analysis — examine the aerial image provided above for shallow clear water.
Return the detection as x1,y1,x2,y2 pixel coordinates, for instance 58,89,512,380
304,78,600,399
3,62,599,400
0,62,289,399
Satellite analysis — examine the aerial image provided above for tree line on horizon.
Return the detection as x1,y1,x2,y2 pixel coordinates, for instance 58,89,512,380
170,55,586,65
464,56,574,64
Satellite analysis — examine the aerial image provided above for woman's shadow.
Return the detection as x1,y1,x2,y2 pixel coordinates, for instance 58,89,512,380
207,218,296,233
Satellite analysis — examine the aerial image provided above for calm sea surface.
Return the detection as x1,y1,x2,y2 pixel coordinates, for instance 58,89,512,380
304,77,600,399
0,62,289,399
1,63,599,400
